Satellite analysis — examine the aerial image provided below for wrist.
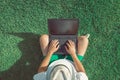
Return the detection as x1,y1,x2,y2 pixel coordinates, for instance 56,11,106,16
71,53,77,58
47,51,53,56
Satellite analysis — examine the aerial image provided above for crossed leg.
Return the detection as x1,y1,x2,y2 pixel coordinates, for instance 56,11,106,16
77,36,89,56
39,34,89,56
39,34,49,56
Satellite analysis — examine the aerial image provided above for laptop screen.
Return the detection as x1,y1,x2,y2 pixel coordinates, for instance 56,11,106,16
48,19,79,35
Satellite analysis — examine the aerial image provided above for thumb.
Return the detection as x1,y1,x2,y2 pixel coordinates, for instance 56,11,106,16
65,46,69,52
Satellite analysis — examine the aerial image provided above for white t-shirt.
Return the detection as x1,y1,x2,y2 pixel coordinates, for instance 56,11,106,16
33,59,88,80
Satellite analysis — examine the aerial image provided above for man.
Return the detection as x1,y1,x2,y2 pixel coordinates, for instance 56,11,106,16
33,34,89,80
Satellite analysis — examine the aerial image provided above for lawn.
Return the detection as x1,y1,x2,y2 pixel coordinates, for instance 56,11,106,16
0,0,120,80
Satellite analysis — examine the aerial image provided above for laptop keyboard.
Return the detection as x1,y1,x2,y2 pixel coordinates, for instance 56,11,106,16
50,35,76,44
49,35,77,55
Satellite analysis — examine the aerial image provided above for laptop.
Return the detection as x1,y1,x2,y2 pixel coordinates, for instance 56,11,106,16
48,19,79,55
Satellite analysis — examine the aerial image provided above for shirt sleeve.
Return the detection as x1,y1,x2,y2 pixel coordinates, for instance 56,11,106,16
33,72,46,80
76,72,88,80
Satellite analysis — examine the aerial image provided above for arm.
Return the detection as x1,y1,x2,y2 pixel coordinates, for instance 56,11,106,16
65,40,85,72
71,53,85,72
38,40,59,73
38,52,53,72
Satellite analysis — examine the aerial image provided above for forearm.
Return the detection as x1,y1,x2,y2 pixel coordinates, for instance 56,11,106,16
71,54,85,72
38,52,52,72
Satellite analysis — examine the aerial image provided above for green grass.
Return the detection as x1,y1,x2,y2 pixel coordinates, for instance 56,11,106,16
0,0,120,80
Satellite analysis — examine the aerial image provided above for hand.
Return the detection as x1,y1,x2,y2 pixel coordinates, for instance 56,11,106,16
65,40,76,56
47,39,59,55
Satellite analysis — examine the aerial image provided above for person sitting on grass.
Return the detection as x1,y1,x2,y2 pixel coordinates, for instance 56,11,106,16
33,34,90,80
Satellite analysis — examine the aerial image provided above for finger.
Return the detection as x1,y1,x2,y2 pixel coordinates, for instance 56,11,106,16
68,40,72,46
55,41,59,47
56,40,59,43
51,40,58,46
69,40,75,46
70,40,75,45
65,46,68,52
50,40,53,44
51,40,54,42
50,40,54,45
54,40,59,44
66,42,71,48
49,40,53,46
56,40,59,44
56,45,60,49
53,39,58,44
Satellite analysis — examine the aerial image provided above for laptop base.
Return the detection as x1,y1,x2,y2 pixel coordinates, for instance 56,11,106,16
49,35,78,55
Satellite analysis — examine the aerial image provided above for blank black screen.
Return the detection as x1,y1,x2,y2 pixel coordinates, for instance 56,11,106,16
48,19,79,35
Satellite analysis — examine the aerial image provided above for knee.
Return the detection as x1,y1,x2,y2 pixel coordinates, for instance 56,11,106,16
78,36,89,43
40,34,49,41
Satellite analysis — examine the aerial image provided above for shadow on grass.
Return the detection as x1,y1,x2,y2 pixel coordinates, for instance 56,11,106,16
1,32,43,80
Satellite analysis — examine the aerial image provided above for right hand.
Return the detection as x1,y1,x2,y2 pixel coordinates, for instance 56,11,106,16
65,40,76,56
47,40,59,55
